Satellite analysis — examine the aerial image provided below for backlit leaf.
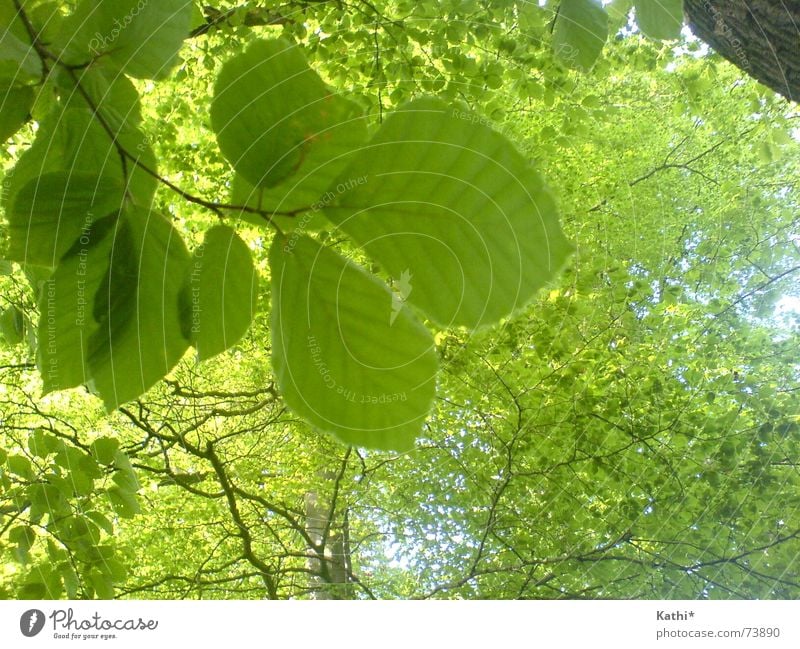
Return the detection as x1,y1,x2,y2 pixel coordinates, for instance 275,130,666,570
270,234,438,450
324,97,572,329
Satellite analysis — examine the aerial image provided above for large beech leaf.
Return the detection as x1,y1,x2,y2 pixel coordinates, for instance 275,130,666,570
8,171,124,267
1,107,156,215
55,0,192,79
635,0,683,41
270,235,438,451
87,208,191,410
211,38,367,192
323,97,573,330
37,215,117,393
552,0,608,71
183,224,259,361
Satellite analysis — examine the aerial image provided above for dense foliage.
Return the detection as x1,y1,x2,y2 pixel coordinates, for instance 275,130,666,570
0,0,798,599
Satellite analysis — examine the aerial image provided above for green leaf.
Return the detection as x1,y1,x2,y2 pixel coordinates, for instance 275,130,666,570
56,0,193,80
90,437,120,466
98,558,127,582
0,305,24,345
607,0,633,25
61,565,80,598
43,568,64,599
270,235,438,450
2,106,157,216
324,98,572,329
0,85,33,141
87,208,191,410
28,429,59,457
30,483,68,520
53,447,101,497
107,485,140,518
183,225,259,361
112,468,139,493
230,173,331,231
26,2,63,44
7,171,124,267
0,18,42,83
9,525,35,563
36,215,117,393
60,62,144,134
7,454,32,479
88,568,114,599
635,0,683,41
211,38,367,192
112,449,140,493
18,581,47,599
85,510,114,535
553,0,608,71
37,207,190,405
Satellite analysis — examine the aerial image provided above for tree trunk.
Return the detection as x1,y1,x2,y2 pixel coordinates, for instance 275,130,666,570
305,486,354,599
684,0,800,103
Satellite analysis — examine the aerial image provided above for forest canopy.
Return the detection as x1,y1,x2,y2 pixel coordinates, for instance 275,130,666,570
0,0,798,600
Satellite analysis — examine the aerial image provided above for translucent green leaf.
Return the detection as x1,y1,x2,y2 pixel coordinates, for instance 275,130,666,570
88,569,115,599
2,107,156,215
230,173,331,231
607,0,633,25
99,558,127,582
66,469,94,497
28,429,59,457
8,171,124,267
0,85,33,141
30,483,68,521
18,581,46,599
553,0,608,71
56,0,192,80
37,215,117,393
6,454,32,479
60,62,144,134
90,437,120,466
211,38,367,191
112,468,139,494
85,510,114,535
635,0,683,41
9,525,35,563
183,225,259,361
0,14,42,83
324,98,572,329
107,486,140,518
43,568,64,599
37,207,189,405
270,235,438,450
0,305,24,345
61,564,79,598
87,208,191,410
111,449,140,493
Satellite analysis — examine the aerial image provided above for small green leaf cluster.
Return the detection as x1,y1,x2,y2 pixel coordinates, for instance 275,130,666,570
0,431,134,598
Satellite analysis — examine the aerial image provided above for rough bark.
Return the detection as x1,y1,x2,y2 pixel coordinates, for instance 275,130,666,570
684,0,800,103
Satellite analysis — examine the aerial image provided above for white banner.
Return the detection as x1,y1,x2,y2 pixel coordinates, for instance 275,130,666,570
0,600,797,648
